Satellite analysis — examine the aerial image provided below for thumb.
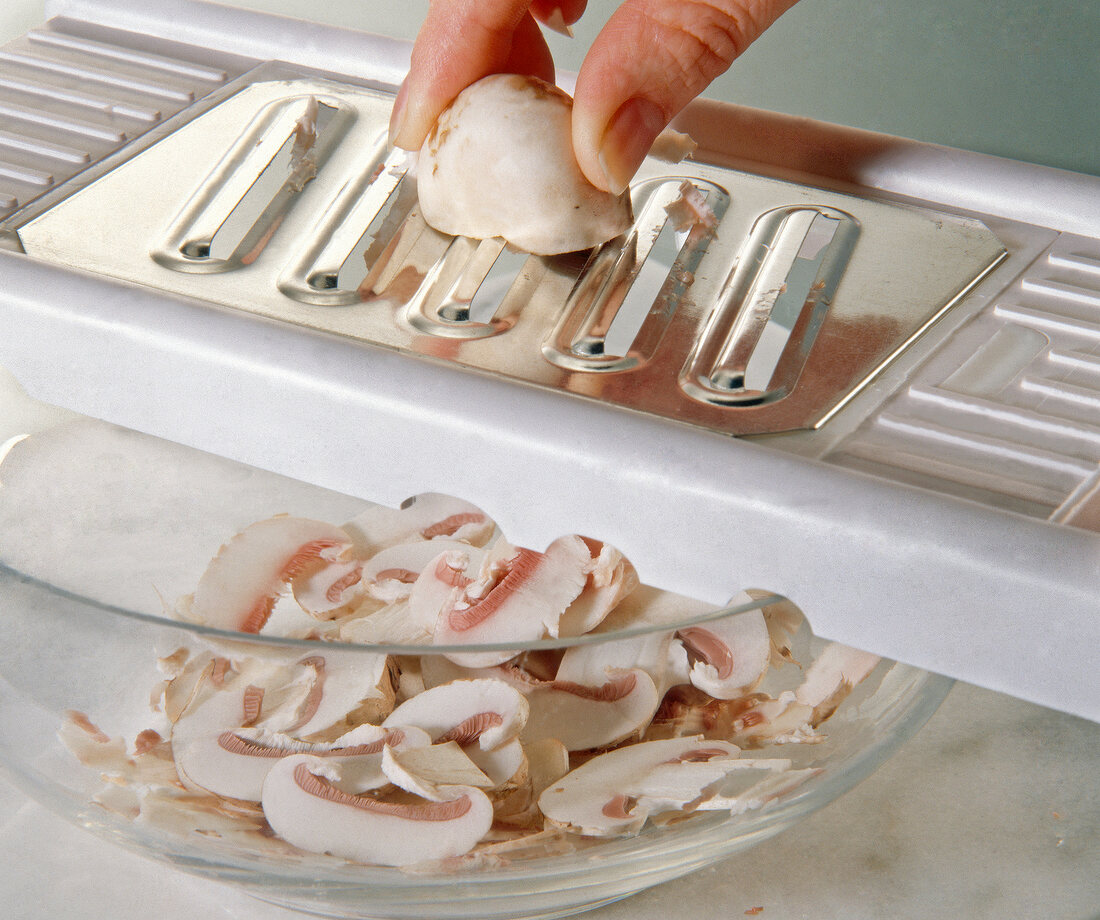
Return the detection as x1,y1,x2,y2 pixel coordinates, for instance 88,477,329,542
572,0,799,193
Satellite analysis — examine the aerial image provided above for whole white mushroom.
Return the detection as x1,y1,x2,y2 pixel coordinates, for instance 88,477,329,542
416,74,633,256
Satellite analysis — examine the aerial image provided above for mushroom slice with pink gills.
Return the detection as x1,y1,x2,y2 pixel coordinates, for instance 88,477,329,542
416,74,633,255
557,537,639,637
266,650,395,740
185,516,356,633
173,723,421,804
539,737,789,836
362,539,484,603
261,754,494,866
433,535,591,667
555,631,689,699
383,678,529,752
519,667,660,752
676,594,772,699
401,542,489,626
291,556,365,619
342,493,495,555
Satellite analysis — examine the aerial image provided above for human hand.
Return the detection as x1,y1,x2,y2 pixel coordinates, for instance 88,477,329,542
389,1,800,195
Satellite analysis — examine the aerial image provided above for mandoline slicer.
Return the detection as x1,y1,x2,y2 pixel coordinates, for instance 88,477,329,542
1,0,1098,723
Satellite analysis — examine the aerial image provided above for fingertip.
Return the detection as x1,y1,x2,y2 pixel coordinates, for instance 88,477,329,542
388,77,410,148
395,3,556,151
389,85,436,152
594,97,667,195
531,0,588,30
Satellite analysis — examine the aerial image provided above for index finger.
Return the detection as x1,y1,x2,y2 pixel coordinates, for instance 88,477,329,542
391,0,556,151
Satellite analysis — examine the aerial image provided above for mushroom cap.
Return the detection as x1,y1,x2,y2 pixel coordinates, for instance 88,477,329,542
416,74,633,256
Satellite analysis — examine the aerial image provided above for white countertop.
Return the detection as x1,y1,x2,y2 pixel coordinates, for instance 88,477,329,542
4,682,1098,920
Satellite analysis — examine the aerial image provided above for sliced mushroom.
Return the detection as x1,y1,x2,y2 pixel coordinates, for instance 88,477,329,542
461,736,525,788
187,516,356,633
173,722,412,803
794,643,881,720
170,650,400,800
361,538,482,602
555,630,687,698
416,74,632,255
538,737,753,836
490,737,571,829
524,737,571,801
338,599,429,645
433,535,590,667
280,651,395,740
381,740,493,801
383,678,529,752
159,650,222,723
717,643,881,746
594,583,717,633
677,596,772,699
520,667,660,752
557,537,639,637
261,754,494,866
403,543,488,632
342,493,495,556
291,556,365,619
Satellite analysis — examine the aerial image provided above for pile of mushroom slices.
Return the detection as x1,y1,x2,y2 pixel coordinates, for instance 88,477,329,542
65,493,882,869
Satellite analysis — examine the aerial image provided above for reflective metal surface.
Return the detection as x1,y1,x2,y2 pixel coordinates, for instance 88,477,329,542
8,68,1006,435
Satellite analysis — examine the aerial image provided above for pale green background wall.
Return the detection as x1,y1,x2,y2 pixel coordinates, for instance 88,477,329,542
3,1,1098,176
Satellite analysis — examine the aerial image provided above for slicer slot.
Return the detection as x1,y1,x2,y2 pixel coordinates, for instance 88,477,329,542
153,94,352,272
405,235,534,339
468,246,533,325
277,144,408,304
681,206,858,406
543,178,728,372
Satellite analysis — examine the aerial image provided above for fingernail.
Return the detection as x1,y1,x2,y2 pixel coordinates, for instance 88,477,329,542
542,6,574,38
597,98,666,195
388,78,409,148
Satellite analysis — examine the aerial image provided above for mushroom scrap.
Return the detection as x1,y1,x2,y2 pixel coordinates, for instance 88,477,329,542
63,493,884,869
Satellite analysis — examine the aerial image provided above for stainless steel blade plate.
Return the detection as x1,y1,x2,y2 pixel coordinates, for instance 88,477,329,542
9,66,1005,436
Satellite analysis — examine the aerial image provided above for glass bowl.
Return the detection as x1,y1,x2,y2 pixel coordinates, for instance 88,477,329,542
0,381,951,920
